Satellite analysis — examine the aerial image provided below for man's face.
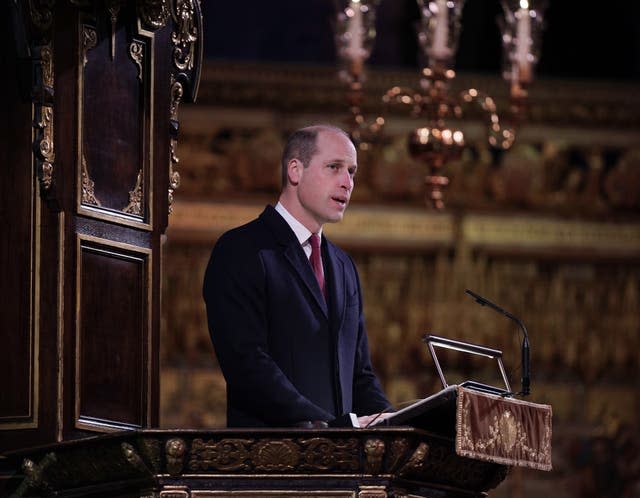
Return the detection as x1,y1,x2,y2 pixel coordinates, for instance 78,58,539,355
293,130,357,232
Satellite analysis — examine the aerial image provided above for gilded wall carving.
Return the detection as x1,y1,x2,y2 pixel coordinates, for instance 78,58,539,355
171,123,640,214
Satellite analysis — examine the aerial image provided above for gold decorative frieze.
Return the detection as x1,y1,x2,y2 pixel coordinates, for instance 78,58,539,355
187,437,362,473
326,207,454,248
171,0,198,72
129,41,144,82
188,438,254,472
253,439,300,471
193,61,640,131
81,155,102,206
463,215,640,254
166,200,455,248
123,170,144,215
298,437,360,471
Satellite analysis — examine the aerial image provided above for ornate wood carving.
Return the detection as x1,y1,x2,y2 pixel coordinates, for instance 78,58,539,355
364,438,385,475
28,0,55,32
164,0,202,215
81,155,102,206
171,0,198,73
82,25,97,66
33,73,55,193
123,169,144,215
139,0,171,30
6,429,510,497
168,76,183,214
129,41,144,82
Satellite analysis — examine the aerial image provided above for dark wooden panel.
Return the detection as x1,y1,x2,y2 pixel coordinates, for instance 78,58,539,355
80,5,148,221
77,237,150,429
0,10,38,426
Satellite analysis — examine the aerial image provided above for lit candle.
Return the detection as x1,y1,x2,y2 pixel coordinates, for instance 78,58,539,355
346,1,364,62
431,0,451,60
515,3,531,74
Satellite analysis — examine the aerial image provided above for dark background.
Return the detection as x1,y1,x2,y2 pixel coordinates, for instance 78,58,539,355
202,0,640,81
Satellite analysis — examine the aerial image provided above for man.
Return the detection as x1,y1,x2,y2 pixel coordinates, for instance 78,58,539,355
203,124,392,428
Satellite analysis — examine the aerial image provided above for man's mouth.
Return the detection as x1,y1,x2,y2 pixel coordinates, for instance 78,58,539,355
332,195,348,207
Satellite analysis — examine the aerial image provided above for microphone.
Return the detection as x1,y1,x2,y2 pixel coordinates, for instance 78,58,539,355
465,289,530,396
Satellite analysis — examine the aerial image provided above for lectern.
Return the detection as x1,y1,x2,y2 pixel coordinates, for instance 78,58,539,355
5,386,552,497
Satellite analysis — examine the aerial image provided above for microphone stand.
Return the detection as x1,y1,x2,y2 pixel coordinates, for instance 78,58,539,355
465,289,530,396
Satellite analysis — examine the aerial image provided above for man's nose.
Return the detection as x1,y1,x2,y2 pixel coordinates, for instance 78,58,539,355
340,171,354,191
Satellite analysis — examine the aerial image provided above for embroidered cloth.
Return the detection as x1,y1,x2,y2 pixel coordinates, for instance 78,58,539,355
455,386,552,471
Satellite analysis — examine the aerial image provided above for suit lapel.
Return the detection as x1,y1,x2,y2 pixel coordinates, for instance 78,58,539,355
261,206,328,316
284,244,328,316
324,240,345,328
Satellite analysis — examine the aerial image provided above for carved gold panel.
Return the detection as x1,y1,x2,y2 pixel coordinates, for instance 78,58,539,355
187,437,361,474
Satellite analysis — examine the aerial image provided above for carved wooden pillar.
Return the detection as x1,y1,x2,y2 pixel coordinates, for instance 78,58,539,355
0,0,202,455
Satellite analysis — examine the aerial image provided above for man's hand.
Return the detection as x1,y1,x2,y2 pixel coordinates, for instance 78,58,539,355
357,412,395,428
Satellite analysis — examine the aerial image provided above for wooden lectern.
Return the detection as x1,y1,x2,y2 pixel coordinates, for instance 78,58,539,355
5,386,552,497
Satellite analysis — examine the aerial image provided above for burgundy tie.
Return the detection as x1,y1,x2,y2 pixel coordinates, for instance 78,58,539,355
309,233,325,296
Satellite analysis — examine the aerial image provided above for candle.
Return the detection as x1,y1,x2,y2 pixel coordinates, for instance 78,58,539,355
346,1,364,62
515,6,531,71
431,0,451,60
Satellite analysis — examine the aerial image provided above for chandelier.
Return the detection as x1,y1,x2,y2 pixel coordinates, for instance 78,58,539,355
335,0,546,209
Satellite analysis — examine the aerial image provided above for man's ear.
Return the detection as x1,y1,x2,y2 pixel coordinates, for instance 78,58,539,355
287,158,302,186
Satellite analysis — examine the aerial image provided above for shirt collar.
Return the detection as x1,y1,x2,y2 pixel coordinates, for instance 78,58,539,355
275,202,322,245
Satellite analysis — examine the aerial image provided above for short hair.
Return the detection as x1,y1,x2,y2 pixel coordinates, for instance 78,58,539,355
280,124,351,189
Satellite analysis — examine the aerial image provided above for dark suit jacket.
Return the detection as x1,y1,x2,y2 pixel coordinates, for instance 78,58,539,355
203,205,391,427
